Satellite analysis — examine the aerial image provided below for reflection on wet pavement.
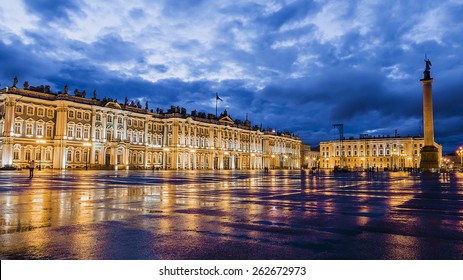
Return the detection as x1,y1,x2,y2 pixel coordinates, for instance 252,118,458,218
1,169,462,259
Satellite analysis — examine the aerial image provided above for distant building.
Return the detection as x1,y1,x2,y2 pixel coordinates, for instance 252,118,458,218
0,79,301,170
319,134,442,171
301,144,320,169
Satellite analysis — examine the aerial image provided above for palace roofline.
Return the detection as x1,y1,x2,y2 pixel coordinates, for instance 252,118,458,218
322,135,425,142
1,81,300,141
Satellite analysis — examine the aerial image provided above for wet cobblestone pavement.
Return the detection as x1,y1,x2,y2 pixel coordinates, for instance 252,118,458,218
1,170,462,259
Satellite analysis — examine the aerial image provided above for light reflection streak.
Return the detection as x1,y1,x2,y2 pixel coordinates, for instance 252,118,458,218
0,170,462,259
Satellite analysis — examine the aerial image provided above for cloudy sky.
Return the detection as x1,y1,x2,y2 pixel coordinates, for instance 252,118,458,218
1,0,462,153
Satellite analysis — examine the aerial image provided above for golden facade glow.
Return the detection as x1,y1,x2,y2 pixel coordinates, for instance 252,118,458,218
320,136,442,170
0,85,301,170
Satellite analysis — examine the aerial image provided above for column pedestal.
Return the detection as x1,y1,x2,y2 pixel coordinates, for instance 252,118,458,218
420,145,439,171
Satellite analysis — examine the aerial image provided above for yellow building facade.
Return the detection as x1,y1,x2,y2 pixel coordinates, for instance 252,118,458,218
0,83,301,170
320,135,442,171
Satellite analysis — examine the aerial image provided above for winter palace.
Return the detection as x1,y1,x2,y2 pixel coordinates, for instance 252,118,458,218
0,78,301,170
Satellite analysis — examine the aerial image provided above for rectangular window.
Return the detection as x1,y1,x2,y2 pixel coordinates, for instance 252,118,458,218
84,127,89,139
27,106,34,115
95,129,100,140
37,108,45,117
46,126,53,137
26,123,33,135
47,109,54,118
36,124,44,136
13,150,19,160
16,105,23,114
107,115,113,123
118,118,123,124
96,114,101,121
76,127,82,138
84,112,90,121
77,112,82,119
67,126,74,138
68,111,74,118
14,122,21,134
25,150,31,161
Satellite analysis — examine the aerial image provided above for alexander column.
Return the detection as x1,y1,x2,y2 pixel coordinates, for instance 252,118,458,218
419,56,439,171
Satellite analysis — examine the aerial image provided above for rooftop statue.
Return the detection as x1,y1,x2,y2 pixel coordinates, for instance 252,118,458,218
64,84,68,94
13,76,18,88
425,57,432,71
422,54,432,80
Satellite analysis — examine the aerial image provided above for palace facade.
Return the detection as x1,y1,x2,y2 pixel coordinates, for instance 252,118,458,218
0,80,301,170
320,135,442,170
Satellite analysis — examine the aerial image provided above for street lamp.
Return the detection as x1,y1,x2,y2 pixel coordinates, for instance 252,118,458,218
36,139,46,170
83,142,92,170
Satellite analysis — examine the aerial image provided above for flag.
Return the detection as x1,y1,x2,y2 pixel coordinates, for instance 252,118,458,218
216,92,222,101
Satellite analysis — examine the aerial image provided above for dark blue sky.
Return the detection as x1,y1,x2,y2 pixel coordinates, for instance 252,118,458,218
1,0,462,153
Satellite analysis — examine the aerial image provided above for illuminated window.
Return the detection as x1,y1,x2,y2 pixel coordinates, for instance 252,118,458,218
77,111,82,119
37,108,45,117
76,127,82,138
13,150,20,160
46,125,53,137
47,109,54,118
26,123,33,135
16,105,23,114
84,127,89,139
84,112,90,121
67,126,74,138
36,123,44,136
14,122,21,134
25,150,31,161
27,106,34,115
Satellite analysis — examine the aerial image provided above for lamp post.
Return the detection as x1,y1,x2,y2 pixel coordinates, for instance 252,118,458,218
83,142,92,170
36,139,46,170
